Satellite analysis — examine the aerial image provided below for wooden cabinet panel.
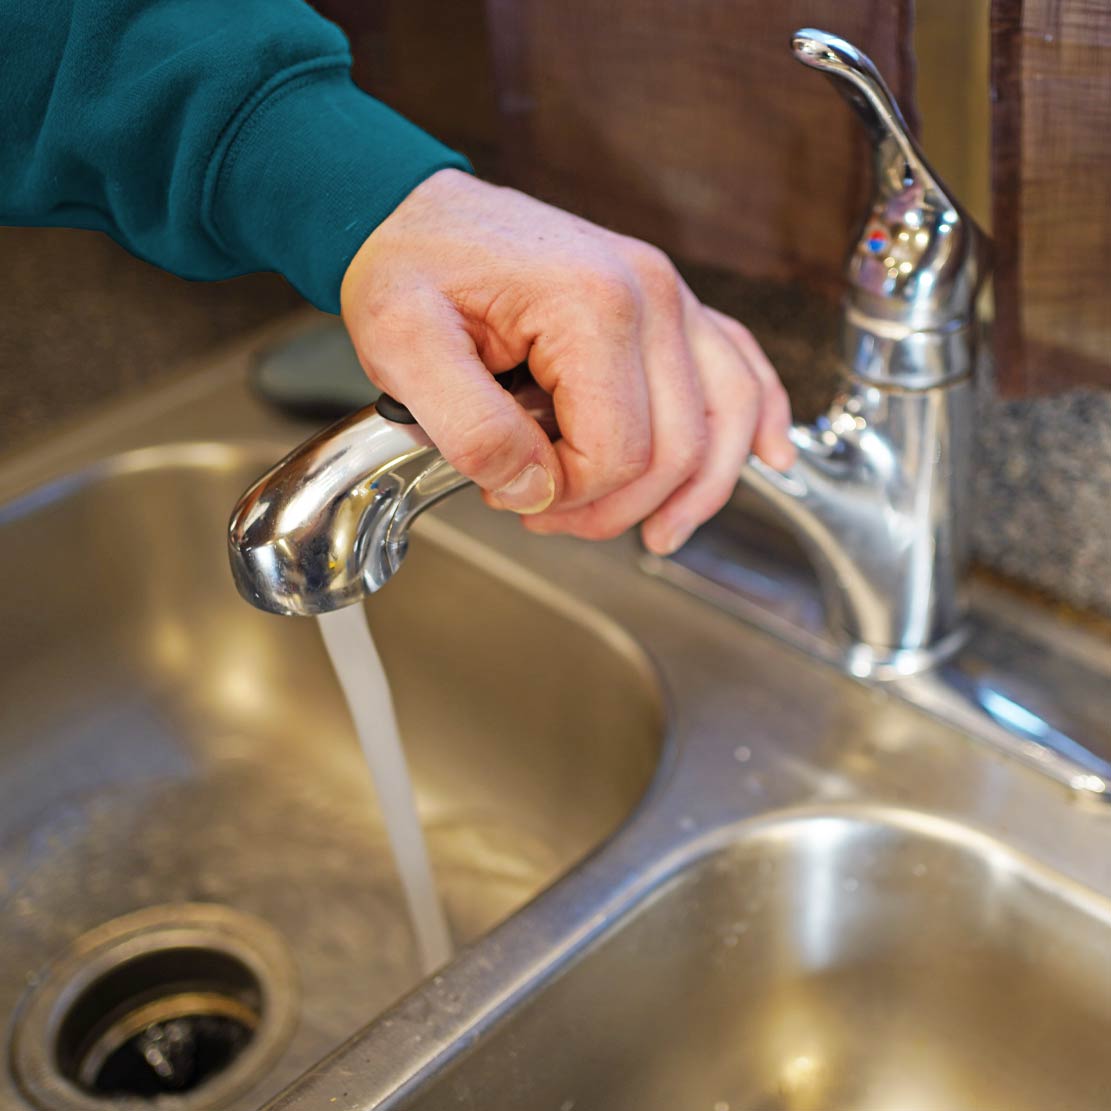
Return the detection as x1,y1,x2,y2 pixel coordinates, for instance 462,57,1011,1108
484,0,916,298
992,0,1111,394
312,0,501,173
315,1,915,302
316,2,1108,397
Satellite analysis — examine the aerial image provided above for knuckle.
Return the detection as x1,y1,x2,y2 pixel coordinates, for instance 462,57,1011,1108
672,420,710,478
768,373,791,406
733,365,764,406
613,433,653,485
580,264,640,322
765,382,791,422
730,319,756,346
715,311,754,348
448,410,520,481
628,242,680,299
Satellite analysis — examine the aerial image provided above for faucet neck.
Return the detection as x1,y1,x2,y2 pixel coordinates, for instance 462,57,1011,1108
841,308,979,391
740,377,974,675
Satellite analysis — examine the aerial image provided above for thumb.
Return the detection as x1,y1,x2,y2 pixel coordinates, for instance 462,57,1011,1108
376,324,562,515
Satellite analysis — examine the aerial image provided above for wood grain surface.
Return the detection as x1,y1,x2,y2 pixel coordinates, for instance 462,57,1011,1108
991,0,1111,394
312,0,502,176
319,1,1109,398
483,0,917,299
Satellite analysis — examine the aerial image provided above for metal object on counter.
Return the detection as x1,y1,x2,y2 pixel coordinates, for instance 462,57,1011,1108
655,501,1111,798
737,28,991,670
653,30,1111,800
228,367,557,617
224,28,1105,799
227,31,984,653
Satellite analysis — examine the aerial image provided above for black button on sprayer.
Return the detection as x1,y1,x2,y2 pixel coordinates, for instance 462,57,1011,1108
377,364,531,425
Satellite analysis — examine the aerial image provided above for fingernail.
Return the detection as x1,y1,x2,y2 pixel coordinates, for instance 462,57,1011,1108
489,463,555,514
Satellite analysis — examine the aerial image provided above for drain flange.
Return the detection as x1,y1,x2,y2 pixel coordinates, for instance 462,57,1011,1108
11,904,298,1111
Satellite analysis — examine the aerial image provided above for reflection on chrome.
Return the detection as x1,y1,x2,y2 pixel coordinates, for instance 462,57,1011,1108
654,30,1111,802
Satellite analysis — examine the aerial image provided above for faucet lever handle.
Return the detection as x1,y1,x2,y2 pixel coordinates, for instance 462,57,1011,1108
792,29,939,205
791,28,989,331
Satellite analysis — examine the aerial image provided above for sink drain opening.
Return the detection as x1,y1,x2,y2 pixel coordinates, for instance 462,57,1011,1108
58,947,261,1097
11,905,298,1111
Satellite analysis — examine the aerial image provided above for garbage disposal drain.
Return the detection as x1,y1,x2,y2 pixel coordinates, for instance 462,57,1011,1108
11,905,298,1111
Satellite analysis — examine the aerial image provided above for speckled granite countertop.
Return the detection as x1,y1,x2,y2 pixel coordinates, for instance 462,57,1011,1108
1,229,1107,618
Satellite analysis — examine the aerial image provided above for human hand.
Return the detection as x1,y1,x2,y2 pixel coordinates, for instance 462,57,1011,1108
340,169,795,555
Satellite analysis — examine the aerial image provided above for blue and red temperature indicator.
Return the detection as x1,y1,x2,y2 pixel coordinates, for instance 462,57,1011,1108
865,226,890,254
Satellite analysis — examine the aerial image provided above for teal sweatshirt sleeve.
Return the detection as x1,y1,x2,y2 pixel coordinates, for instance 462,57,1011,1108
0,0,471,312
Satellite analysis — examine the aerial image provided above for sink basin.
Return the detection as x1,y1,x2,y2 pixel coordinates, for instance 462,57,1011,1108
0,443,664,1109
5,318,1110,1111
398,809,1111,1111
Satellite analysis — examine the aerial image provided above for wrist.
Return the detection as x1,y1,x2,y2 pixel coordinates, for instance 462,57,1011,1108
340,167,474,316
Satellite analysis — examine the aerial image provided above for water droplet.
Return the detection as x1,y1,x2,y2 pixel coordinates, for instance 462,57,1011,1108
561,1101,576,1111
912,863,928,878
842,877,859,893
733,745,751,763
679,816,696,832
714,1102,731,1111
723,934,738,947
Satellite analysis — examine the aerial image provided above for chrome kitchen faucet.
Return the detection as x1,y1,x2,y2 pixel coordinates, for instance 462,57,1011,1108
737,28,991,676
229,30,1110,798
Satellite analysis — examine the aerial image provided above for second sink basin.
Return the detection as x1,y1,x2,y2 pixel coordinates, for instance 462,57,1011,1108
399,809,1111,1111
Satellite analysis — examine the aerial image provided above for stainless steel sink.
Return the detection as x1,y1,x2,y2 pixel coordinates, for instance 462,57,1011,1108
3,315,1111,1111
0,365,664,1110
397,808,1111,1111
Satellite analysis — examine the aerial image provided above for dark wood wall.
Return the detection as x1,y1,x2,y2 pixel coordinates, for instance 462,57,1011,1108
317,0,915,303
483,0,916,300
313,0,501,173
991,0,1111,395
318,1,1110,398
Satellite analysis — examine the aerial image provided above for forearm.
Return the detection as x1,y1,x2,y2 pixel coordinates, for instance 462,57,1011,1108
0,0,470,311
